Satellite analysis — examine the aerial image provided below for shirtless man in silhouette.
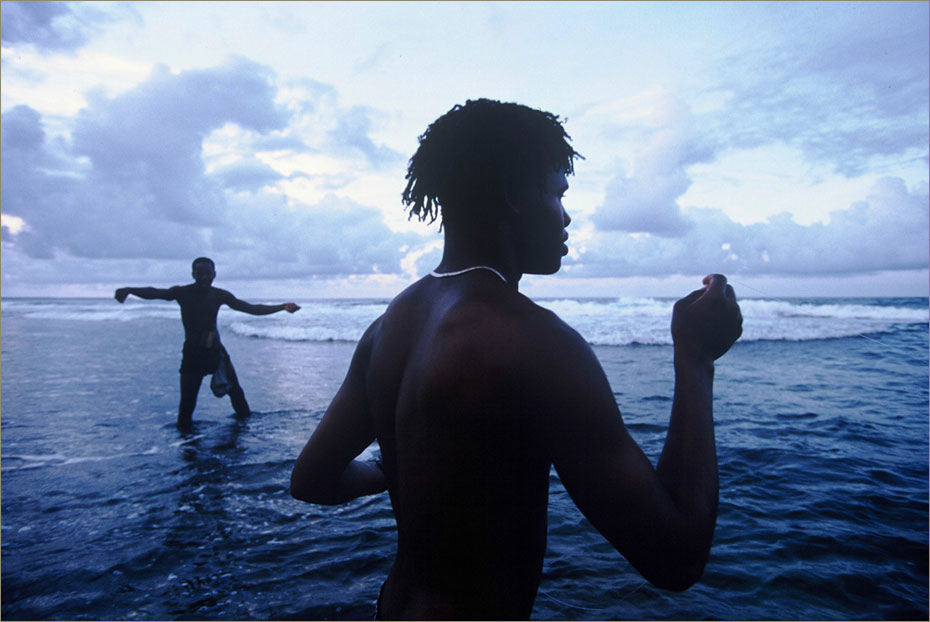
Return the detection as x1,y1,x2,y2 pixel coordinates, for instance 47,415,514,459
115,257,300,429
290,99,742,619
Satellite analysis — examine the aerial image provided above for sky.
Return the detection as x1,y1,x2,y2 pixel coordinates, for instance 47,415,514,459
1,1,928,299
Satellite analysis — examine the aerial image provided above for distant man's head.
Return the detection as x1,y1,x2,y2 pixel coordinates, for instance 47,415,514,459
192,257,216,284
402,98,581,230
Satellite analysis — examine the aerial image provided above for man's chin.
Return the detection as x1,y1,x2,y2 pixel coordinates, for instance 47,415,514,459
524,261,562,276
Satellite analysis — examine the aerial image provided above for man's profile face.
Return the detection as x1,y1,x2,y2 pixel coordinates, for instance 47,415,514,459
513,169,571,275
192,262,215,284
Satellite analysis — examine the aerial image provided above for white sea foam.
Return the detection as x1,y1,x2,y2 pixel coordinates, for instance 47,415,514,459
3,298,179,322
1,447,171,471
739,299,929,322
228,321,363,342
3,296,926,345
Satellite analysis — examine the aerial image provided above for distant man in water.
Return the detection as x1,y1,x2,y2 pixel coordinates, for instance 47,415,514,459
290,99,742,619
115,257,300,430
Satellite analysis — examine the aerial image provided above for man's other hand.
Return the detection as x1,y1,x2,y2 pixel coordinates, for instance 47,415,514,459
671,274,743,362
284,302,301,313
114,288,129,303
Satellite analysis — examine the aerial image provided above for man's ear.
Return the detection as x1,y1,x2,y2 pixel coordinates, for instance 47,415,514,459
502,176,542,216
502,182,524,215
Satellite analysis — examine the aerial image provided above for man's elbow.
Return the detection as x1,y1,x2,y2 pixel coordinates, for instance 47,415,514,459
289,470,341,505
289,480,313,503
642,548,710,592
647,563,706,592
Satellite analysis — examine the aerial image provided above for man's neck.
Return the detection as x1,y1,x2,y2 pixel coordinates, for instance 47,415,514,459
436,225,521,287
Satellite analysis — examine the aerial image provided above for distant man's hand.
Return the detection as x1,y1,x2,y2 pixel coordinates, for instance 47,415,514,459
671,274,743,362
284,302,301,313
114,288,129,303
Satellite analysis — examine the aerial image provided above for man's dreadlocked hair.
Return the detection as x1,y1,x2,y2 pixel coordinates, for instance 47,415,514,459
402,99,582,227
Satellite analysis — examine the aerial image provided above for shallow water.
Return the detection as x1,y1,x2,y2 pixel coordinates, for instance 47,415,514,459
2,297,927,620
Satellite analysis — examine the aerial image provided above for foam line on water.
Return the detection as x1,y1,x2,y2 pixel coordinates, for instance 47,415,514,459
3,296,926,346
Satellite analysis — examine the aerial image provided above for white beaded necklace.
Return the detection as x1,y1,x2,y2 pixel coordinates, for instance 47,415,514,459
429,265,507,282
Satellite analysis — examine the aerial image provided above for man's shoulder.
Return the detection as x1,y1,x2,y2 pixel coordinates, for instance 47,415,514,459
389,276,561,324
210,286,235,300
369,279,601,402
500,296,591,366
460,297,607,409
397,279,589,363
438,291,599,401
466,288,582,343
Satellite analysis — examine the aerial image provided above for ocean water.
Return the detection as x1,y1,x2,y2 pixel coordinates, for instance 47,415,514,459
1,295,927,620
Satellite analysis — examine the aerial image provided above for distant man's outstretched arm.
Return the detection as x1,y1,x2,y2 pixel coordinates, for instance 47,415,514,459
544,274,742,591
224,293,300,315
114,287,175,303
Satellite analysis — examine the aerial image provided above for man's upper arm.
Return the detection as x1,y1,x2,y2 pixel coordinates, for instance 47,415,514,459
221,290,252,313
291,318,381,498
537,322,702,589
132,286,177,300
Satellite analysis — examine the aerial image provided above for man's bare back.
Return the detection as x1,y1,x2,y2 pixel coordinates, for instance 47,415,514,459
372,272,563,618
290,99,742,619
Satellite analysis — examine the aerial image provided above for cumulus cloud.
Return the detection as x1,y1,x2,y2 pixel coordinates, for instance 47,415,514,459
0,1,125,52
1,58,287,261
209,158,285,192
265,76,403,172
707,3,929,176
70,56,288,224
326,105,402,169
585,21,929,274
214,191,421,277
591,93,711,237
0,101,208,259
0,57,420,284
572,177,929,278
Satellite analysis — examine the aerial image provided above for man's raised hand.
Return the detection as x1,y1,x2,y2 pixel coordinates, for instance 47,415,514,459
671,274,743,362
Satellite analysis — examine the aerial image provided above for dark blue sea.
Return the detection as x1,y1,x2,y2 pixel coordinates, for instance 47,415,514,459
1,296,927,620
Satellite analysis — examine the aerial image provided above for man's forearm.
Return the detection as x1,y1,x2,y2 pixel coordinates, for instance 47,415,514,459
122,287,170,300
291,459,386,505
255,303,287,315
240,303,288,315
657,355,718,531
333,459,387,504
